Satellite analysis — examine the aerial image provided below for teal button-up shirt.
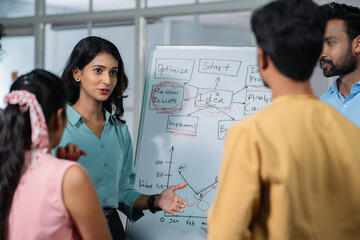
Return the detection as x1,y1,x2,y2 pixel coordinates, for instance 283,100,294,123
55,105,143,221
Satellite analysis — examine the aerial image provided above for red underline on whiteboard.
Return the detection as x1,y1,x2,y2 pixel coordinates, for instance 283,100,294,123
167,128,196,134
188,184,216,208
170,133,196,138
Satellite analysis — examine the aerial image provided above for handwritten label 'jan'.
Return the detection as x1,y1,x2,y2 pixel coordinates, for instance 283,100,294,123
155,58,195,81
198,59,241,77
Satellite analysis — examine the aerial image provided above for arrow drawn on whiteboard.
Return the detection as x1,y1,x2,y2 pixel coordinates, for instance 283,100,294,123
214,107,236,120
184,83,199,89
233,86,248,96
178,170,218,196
166,146,174,188
183,96,196,101
214,77,221,89
185,183,217,210
187,108,204,116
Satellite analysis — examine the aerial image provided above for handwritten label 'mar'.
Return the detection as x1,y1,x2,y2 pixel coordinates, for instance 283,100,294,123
199,59,241,77
155,58,195,81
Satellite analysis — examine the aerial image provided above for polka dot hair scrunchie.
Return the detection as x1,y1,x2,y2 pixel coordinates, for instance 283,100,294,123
4,90,49,154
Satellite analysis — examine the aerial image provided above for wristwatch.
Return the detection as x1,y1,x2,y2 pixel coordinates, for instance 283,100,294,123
147,194,162,213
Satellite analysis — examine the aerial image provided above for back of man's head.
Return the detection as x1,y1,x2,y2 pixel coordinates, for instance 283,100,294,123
320,2,360,42
251,0,325,81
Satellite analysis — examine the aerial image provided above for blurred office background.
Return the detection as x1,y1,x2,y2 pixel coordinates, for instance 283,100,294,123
0,0,358,153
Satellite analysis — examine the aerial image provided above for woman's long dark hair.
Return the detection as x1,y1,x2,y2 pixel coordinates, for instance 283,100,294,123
61,36,129,123
0,69,68,240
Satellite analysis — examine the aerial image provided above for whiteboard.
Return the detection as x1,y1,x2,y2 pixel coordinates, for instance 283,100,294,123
128,45,272,240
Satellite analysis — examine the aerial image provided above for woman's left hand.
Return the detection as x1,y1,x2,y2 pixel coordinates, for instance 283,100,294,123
56,143,87,162
156,182,188,216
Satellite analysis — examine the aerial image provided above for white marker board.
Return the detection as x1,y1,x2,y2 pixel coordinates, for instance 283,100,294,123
128,45,272,240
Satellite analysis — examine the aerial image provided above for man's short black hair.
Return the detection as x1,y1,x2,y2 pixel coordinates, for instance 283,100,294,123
251,0,325,81
320,2,360,42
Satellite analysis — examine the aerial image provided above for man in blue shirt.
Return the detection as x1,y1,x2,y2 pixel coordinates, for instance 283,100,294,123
319,2,360,128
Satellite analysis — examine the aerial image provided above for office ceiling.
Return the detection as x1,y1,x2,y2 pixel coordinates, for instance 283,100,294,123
3,0,360,28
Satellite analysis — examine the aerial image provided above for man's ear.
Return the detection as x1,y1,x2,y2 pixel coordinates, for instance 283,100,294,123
353,35,360,55
72,67,81,82
257,46,269,71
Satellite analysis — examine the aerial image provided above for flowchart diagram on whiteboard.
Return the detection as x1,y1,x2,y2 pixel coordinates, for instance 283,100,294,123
130,46,272,239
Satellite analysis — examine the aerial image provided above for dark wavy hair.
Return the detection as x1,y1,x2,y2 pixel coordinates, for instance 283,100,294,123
320,2,360,43
0,69,68,240
61,36,128,123
251,0,326,81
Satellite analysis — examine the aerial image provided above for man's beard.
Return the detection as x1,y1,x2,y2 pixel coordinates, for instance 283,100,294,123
319,46,357,77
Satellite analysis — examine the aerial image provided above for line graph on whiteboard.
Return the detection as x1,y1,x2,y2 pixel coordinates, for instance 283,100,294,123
156,146,218,235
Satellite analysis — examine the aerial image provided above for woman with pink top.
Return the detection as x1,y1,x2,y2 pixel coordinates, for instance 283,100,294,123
0,69,111,240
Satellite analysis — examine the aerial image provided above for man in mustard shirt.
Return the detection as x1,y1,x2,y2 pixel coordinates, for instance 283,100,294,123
208,0,360,239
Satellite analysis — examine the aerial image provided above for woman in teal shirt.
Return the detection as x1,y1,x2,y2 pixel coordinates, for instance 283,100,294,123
56,36,188,240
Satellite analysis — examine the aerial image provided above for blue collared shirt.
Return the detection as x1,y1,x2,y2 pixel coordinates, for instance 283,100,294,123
55,105,143,221
320,78,360,128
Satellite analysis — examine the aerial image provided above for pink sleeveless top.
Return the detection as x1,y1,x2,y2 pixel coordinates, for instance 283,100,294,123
8,153,81,240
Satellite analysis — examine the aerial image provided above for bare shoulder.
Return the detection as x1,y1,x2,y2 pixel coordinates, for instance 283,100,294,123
63,165,92,191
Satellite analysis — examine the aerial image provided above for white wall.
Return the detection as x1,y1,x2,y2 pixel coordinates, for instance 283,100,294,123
0,36,34,109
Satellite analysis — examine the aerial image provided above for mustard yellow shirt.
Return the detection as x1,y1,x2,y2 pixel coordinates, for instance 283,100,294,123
208,95,360,240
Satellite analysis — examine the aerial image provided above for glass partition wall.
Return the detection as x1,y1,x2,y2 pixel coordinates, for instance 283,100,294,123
0,0,262,142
